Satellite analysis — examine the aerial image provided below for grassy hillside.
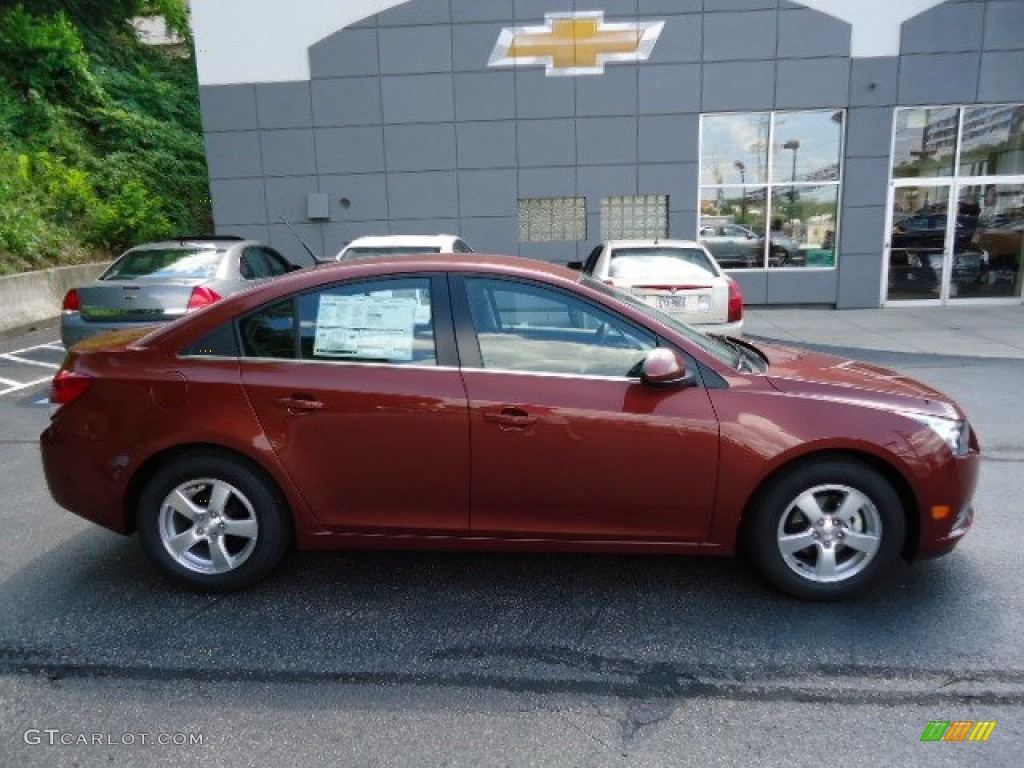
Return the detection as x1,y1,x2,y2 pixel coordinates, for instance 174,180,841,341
0,1,209,276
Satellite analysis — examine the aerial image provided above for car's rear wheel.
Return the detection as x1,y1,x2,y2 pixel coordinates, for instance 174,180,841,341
137,453,290,592
745,458,905,600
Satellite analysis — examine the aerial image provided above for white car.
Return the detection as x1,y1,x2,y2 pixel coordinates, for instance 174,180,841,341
578,239,743,334
336,234,474,260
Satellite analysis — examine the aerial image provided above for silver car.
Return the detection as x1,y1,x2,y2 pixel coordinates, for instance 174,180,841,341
60,236,299,347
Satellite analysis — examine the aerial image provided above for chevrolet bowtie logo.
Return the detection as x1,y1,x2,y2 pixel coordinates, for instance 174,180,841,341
489,12,665,76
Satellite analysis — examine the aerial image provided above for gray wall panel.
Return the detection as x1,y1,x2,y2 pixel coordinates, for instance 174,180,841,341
452,0,515,23
309,28,380,79
639,163,699,212
979,51,1024,102
778,9,849,59
315,127,385,174
517,120,577,167
381,74,455,123
577,117,639,165
458,170,519,218
516,71,576,118
325,221,391,254
729,270,768,305
776,58,850,108
264,176,318,224
837,252,884,309
460,216,519,253
703,11,777,62
319,174,390,222
848,58,899,107
205,132,263,178
841,157,890,209
984,1,1024,50
902,2,984,54
576,68,638,117
844,108,894,159
453,22,505,72
389,218,461,235
646,13,701,65
639,64,701,113
640,0,701,13
210,178,266,226
379,26,452,75
311,79,383,127
838,205,886,256
899,53,982,105
255,83,312,130
456,122,518,169
638,114,699,164
200,86,257,132
578,165,639,205
702,61,775,111
261,130,316,177
387,172,459,220
766,269,838,305
384,124,457,172
267,222,324,265
454,72,516,121
518,167,577,197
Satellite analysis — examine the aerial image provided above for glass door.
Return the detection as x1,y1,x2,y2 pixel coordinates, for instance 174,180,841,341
953,182,1024,300
886,184,950,302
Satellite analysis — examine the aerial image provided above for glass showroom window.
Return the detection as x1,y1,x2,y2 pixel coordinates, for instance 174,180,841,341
699,110,843,269
889,105,1024,302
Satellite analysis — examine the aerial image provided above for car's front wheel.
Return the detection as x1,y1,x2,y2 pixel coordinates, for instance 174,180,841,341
745,458,906,600
137,453,290,592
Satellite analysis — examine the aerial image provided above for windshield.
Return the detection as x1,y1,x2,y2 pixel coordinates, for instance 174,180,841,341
342,246,443,260
103,249,222,280
581,276,743,368
609,248,718,281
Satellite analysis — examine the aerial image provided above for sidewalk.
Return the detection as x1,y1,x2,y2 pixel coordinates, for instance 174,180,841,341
744,304,1024,360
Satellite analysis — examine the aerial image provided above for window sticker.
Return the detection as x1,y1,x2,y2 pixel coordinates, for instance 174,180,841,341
314,294,418,361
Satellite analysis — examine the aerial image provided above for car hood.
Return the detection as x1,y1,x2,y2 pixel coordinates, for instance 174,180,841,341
756,341,961,419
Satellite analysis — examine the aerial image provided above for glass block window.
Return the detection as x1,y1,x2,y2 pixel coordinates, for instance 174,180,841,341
518,197,586,242
601,195,668,240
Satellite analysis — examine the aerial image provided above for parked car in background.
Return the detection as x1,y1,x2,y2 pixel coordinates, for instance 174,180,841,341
41,255,979,600
575,239,743,334
698,224,763,269
336,234,473,260
60,236,299,348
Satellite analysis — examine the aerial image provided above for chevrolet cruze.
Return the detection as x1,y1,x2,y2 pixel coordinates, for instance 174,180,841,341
40,256,979,600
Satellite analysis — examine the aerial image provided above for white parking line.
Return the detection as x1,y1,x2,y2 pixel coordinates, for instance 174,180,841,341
0,340,62,397
0,353,60,369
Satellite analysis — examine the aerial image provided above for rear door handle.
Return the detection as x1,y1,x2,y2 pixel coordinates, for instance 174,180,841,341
483,407,537,428
273,395,324,413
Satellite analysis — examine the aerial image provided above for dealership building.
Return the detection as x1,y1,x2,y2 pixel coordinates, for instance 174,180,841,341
191,0,1024,307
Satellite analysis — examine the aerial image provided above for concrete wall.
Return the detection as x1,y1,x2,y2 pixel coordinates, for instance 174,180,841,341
0,263,109,335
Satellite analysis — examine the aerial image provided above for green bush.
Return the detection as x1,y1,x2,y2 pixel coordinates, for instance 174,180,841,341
0,0,208,272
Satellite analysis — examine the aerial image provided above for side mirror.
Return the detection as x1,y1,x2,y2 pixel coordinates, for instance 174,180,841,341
640,348,696,388
566,261,583,271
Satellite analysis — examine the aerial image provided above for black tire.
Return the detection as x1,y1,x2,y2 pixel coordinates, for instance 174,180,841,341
137,453,290,592
744,458,905,601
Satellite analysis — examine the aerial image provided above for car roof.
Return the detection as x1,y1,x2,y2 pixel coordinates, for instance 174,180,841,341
126,237,255,252
341,234,462,247
602,239,707,249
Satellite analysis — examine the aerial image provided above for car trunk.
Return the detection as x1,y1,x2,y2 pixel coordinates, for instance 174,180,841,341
76,280,199,324
629,283,728,324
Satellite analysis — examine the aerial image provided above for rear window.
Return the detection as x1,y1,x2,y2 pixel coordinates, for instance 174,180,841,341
341,246,442,260
103,249,222,280
609,248,718,281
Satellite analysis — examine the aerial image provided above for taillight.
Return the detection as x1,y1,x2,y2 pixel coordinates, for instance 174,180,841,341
62,289,81,312
727,277,744,323
50,370,93,410
186,286,222,311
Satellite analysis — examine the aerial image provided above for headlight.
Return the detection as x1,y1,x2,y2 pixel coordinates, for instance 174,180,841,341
902,412,971,456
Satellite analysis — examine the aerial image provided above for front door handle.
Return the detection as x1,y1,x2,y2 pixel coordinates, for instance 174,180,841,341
482,407,537,429
273,395,324,413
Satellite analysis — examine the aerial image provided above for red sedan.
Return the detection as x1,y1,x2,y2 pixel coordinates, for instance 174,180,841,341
40,256,979,599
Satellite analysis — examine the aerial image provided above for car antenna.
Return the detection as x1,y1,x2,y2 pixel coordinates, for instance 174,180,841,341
278,216,324,264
